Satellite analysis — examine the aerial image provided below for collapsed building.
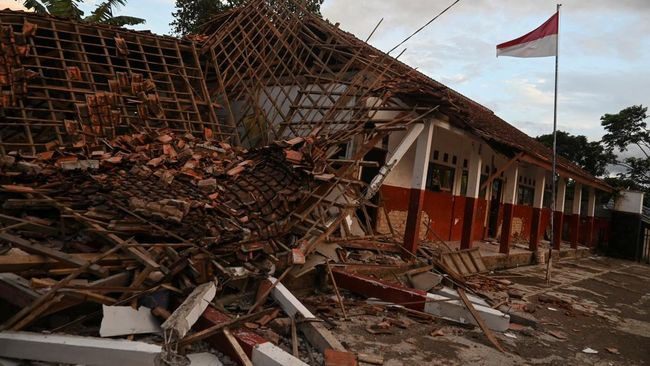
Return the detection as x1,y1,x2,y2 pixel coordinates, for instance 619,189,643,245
196,0,615,257
0,0,641,365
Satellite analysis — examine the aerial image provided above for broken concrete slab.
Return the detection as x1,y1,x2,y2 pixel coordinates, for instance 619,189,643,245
267,277,346,352
0,331,161,366
408,271,442,291
100,305,161,337
497,305,538,327
267,277,315,318
432,287,490,307
162,281,217,338
251,342,309,366
424,293,510,332
187,353,224,366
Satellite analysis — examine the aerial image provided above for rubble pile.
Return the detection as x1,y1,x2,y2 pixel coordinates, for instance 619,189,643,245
0,130,532,364
1,128,326,247
0,1,543,364
0,128,357,364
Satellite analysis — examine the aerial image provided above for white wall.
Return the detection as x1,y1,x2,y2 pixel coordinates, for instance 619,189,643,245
614,190,644,214
252,83,355,141
383,124,482,191
384,128,416,189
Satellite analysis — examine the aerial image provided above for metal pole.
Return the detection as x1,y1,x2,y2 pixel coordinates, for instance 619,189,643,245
546,3,561,283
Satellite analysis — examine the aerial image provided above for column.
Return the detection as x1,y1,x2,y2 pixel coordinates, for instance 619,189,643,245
403,122,434,253
460,144,482,250
452,154,464,196
553,177,567,250
569,183,582,248
529,169,546,251
585,187,596,247
499,164,519,254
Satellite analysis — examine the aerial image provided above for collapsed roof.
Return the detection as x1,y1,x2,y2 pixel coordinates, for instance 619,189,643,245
198,0,610,191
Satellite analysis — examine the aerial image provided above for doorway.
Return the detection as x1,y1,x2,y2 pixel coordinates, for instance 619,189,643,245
488,179,503,238
358,147,388,231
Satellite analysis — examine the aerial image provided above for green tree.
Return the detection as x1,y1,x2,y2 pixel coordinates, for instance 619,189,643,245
20,0,145,26
535,130,615,177
170,0,324,36
601,105,650,202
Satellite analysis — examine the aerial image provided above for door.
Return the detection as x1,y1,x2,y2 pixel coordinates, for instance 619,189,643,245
488,179,503,238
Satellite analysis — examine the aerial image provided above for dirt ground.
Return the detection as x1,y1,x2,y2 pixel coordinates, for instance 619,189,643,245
321,256,650,365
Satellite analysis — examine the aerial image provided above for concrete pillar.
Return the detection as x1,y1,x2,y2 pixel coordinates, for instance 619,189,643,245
585,187,596,247
529,169,546,251
553,177,567,250
460,144,482,250
403,122,434,253
499,164,519,254
569,183,582,249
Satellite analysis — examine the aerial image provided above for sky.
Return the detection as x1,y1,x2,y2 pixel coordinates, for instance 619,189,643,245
2,0,649,142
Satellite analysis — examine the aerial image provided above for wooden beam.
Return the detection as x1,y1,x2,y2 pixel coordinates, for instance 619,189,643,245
0,252,133,273
0,233,108,277
224,328,253,366
457,288,505,353
480,152,524,191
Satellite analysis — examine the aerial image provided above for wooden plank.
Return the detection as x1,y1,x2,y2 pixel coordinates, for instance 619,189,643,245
457,288,505,353
41,198,162,271
0,273,40,308
468,249,487,273
178,308,274,347
223,328,253,366
442,256,457,274
291,317,299,357
0,253,133,273
0,233,108,277
0,213,58,235
458,251,478,274
337,240,402,253
448,252,469,275
1,245,123,331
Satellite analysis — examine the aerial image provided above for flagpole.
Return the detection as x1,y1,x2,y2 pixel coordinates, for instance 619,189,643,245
546,3,561,283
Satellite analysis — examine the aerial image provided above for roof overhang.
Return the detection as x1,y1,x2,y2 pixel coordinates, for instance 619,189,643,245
520,153,613,193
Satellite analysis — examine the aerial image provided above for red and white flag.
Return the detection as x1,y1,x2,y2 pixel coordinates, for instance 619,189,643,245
497,12,558,58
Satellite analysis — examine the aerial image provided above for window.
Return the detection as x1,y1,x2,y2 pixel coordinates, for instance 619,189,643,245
517,185,534,206
460,170,469,196
543,188,553,208
479,174,488,197
426,163,455,192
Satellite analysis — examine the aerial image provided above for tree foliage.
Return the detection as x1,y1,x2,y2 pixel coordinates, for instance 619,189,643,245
535,130,615,177
170,0,324,36
600,105,650,201
20,0,145,26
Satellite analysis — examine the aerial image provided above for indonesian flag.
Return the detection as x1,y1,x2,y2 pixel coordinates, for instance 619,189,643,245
497,12,558,58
